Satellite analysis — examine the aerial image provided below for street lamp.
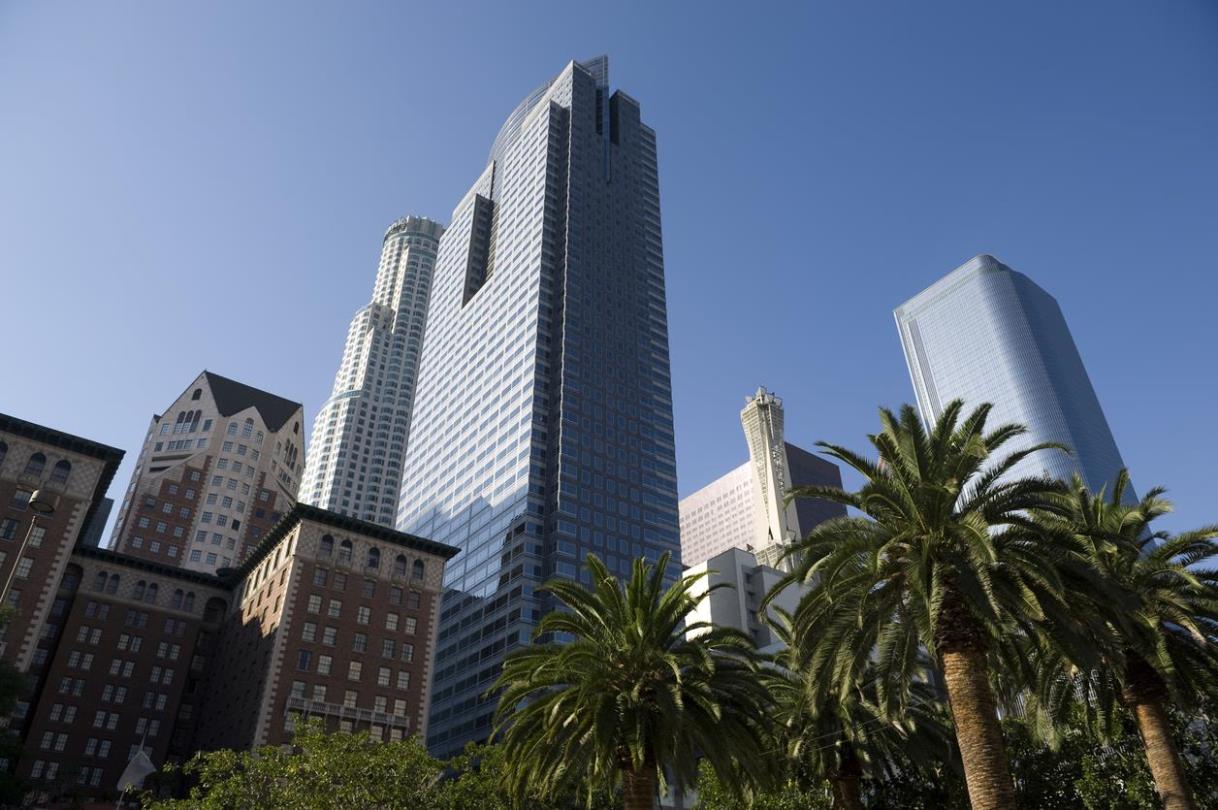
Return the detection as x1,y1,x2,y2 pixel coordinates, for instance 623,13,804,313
0,489,58,611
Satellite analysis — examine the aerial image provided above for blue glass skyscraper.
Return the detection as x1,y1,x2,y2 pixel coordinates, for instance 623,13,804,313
397,57,680,754
894,254,1132,498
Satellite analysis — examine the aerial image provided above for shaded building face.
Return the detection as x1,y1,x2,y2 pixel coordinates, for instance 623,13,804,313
894,255,1132,499
397,57,680,755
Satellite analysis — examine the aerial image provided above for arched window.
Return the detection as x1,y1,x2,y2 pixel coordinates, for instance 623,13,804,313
394,555,408,577
0,441,7,468
23,453,46,478
319,535,334,558
338,539,353,564
366,547,380,570
49,460,71,485
133,581,146,600
412,559,425,581
172,589,184,609
145,583,159,604
184,592,196,611
94,572,108,592
191,388,202,400
242,418,254,438
106,574,120,594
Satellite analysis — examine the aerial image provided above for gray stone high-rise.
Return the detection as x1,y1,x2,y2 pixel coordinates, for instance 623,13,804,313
302,217,444,525
397,57,680,754
894,254,1132,498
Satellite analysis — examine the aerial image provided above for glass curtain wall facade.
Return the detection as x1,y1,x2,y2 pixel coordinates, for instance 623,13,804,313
397,57,680,754
301,217,444,525
894,254,1132,499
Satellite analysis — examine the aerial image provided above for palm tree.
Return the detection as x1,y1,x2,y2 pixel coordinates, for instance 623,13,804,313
774,400,1086,810
491,552,775,810
763,611,954,810
1027,471,1218,810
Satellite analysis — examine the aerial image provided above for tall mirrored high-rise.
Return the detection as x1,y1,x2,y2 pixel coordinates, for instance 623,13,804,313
894,254,1131,497
301,216,444,525
397,57,680,754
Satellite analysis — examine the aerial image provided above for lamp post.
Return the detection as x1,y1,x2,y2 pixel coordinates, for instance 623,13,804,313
0,489,57,611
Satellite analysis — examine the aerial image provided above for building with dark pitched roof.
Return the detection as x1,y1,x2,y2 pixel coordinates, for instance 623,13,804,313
109,371,306,575
3,411,458,805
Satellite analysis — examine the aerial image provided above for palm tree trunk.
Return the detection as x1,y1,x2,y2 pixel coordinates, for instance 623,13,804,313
622,766,655,810
1124,657,1196,810
940,645,1016,810
829,741,864,810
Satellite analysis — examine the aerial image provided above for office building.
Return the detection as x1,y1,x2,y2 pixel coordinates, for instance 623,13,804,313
894,254,1132,497
679,388,845,569
110,371,305,574
397,56,680,754
301,216,445,526
3,411,457,803
685,547,802,651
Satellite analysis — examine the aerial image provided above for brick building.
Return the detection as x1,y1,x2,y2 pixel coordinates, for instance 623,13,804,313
110,371,305,575
1,413,456,804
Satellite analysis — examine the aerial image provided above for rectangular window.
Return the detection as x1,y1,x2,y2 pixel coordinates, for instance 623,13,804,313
327,599,342,618
297,650,312,671
352,633,367,653
381,639,396,659
322,626,337,646
404,617,417,635
356,606,371,625
385,613,398,631
377,667,391,687
317,655,332,676
307,595,322,613
396,671,410,690
347,661,361,682
301,622,317,642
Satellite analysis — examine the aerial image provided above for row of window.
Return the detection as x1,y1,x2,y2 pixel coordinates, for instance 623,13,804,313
318,534,426,581
0,446,72,485
294,652,412,689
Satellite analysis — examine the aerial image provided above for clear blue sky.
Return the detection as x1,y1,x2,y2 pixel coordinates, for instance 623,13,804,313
2,1,1215,537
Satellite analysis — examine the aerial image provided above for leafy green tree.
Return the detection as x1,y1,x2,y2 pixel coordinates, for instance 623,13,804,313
777,401,1089,810
695,760,833,810
143,719,442,809
761,611,954,810
492,552,775,810
437,742,617,810
1027,471,1218,810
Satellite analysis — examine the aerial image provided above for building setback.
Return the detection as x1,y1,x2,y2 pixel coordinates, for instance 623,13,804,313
110,371,305,574
2,412,457,804
301,216,445,526
679,388,845,569
894,254,1133,498
397,56,681,755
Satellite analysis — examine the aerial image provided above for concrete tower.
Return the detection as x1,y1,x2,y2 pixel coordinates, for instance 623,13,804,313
301,216,444,526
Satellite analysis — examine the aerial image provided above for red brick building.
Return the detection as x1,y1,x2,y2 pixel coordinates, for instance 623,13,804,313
1,413,457,805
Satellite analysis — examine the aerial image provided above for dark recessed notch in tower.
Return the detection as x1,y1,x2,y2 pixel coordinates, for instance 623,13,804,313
462,194,497,305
